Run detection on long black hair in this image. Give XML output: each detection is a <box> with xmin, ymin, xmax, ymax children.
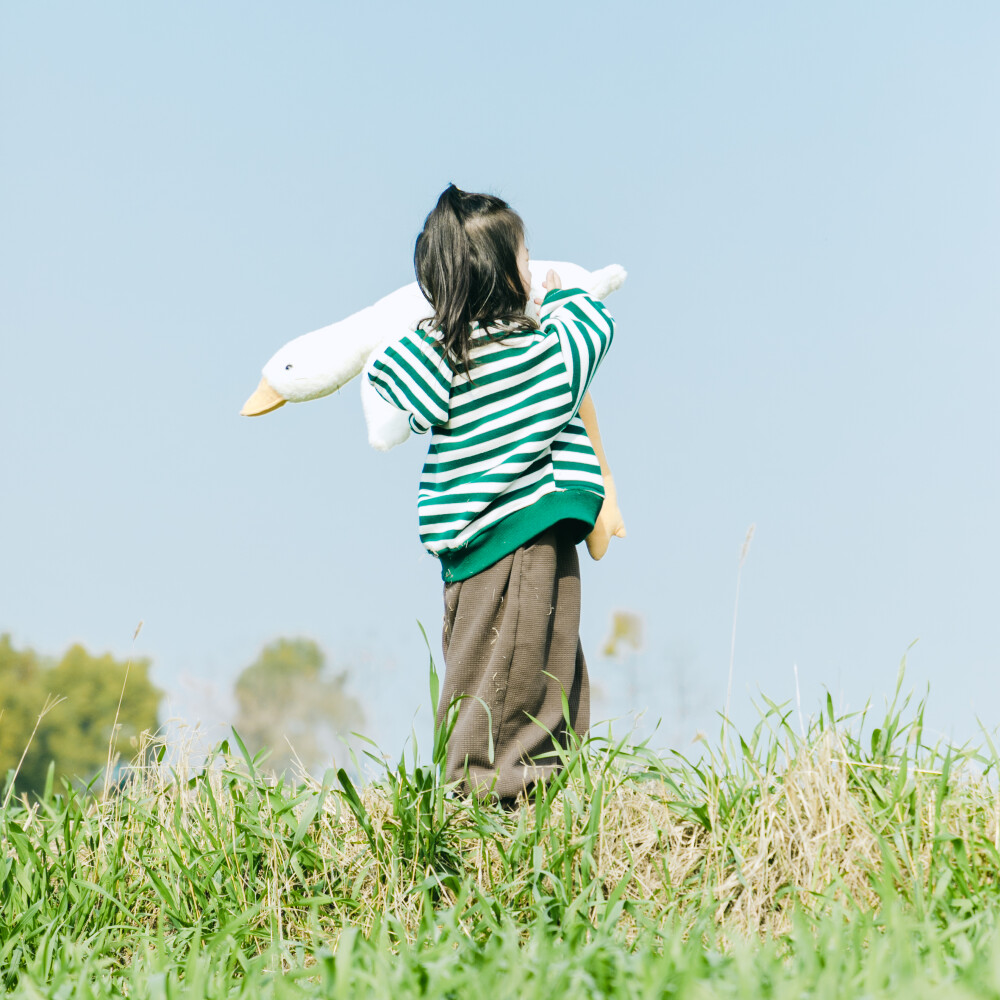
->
<box><xmin>414</xmin><ymin>184</ymin><xmax>537</xmax><ymax>377</ymax></box>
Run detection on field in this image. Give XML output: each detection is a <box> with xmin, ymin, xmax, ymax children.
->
<box><xmin>4</xmin><ymin>665</ymin><xmax>1000</xmax><ymax>999</ymax></box>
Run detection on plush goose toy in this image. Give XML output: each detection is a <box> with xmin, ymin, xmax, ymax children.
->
<box><xmin>242</xmin><ymin>261</ymin><xmax>624</xmax><ymax>444</ymax></box>
<box><xmin>241</xmin><ymin>260</ymin><xmax>627</xmax><ymax>556</ymax></box>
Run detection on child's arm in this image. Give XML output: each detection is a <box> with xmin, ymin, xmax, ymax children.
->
<box><xmin>365</xmin><ymin>328</ymin><xmax>451</xmax><ymax>434</ymax></box>
<box><xmin>578</xmin><ymin>393</ymin><xmax>626</xmax><ymax>560</ymax></box>
<box><xmin>535</xmin><ymin>269</ymin><xmax>624</xmax><ymax>560</ymax></box>
<box><xmin>536</xmin><ymin>271</ymin><xmax>614</xmax><ymax>417</ymax></box>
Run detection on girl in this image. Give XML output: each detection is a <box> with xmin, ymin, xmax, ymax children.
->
<box><xmin>366</xmin><ymin>184</ymin><xmax>623</xmax><ymax>803</ymax></box>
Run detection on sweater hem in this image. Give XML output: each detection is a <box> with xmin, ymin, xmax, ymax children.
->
<box><xmin>437</xmin><ymin>489</ymin><xmax>604</xmax><ymax>583</ymax></box>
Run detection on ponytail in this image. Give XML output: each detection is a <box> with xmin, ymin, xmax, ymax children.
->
<box><xmin>415</xmin><ymin>184</ymin><xmax>535</xmax><ymax>378</ymax></box>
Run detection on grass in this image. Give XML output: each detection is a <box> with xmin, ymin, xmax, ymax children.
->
<box><xmin>3</xmin><ymin>661</ymin><xmax>1000</xmax><ymax>998</ymax></box>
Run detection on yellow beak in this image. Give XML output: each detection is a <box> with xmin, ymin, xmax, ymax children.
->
<box><xmin>241</xmin><ymin>377</ymin><xmax>287</xmax><ymax>416</ymax></box>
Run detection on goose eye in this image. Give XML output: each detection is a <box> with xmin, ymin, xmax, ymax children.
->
<box><xmin>285</xmin><ymin>364</ymin><xmax>293</xmax><ymax>370</ymax></box>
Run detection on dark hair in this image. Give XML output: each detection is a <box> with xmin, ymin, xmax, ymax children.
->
<box><xmin>414</xmin><ymin>184</ymin><xmax>537</xmax><ymax>377</ymax></box>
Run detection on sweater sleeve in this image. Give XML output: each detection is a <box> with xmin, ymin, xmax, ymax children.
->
<box><xmin>365</xmin><ymin>327</ymin><xmax>452</xmax><ymax>434</ymax></box>
<box><xmin>537</xmin><ymin>287</ymin><xmax>615</xmax><ymax>415</ymax></box>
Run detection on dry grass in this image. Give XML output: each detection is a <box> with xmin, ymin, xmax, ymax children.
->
<box><xmin>38</xmin><ymin>689</ymin><xmax>984</xmax><ymax>947</ymax></box>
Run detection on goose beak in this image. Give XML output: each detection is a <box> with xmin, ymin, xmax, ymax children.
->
<box><xmin>241</xmin><ymin>377</ymin><xmax>287</xmax><ymax>416</ymax></box>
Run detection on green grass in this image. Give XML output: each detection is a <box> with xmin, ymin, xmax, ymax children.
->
<box><xmin>3</xmin><ymin>664</ymin><xmax>1000</xmax><ymax>998</ymax></box>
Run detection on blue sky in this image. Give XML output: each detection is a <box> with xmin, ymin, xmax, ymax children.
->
<box><xmin>2</xmin><ymin>2</ymin><xmax>997</xmax><ymax>762</ymax></box>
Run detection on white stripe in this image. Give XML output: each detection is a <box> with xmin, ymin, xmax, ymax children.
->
<box><xmin>448</xmin><ymin>367</ymin><xmax>569</xmax><ymax>429</ymax></box>
<box><xmin>378</xmin><ymin>352</ymin><xmax>449</xmax><ymax>424</ymax></box>
<box><xmin>457</xmin><ymin>337</ymin><xmax>558</xmax><ymax>385</ymax></box>
<box><xmin>446</xmin><ymin>382</ymin><xmax>574</xmax><ymax>437</ymax></box>
<box><xmin>420</xmin><ymin>448</ymin><xmax>553</xmax><ymax>492</ymax></box>
<box><xmin>555</xmin><ymin>469</ymin><xmax>604</xmax><ymax>487</ymax></box>
<box><xmin>418</xmin><ymin>465</ymin><xmax>551</xmax><ymax>514</ymax></box>
<box><xmin>420</xmin><ymin>413</ymin><xmax>572</xmax><ymax>481</ymax></box>
<box><xmin>449</xmin><ymin>483</ymin><xmax>553</xmax><ymax>544</ymax></box>
<box><xmin>570</xmin><ymin>295</ymin><xmax>613</xmax><ymax>337</ymax></box>
<box><xmin>424</xmin><ymin>482</ymin><xmax>555</xmax><ymax>550</ymax></box>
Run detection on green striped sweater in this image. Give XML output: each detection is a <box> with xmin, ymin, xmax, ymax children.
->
<box><xmin>366</xmin><ymin>287</ymin><xmax>615</xmax><ymax>582</ymax></box>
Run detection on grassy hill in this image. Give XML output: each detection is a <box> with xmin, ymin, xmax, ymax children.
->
<box><xmin>3</xmin><ymin>676</ymin><xmax>1000</xmax><ymax>998</ymax></box>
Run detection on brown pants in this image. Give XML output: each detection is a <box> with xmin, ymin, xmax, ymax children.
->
<box><xmin>438</xmin><ymin>523</ymin><xmax>590</xmax><ymax>802</ymax></box>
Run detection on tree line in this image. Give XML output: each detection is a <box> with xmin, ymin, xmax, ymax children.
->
<box><xmin>0</xmin><ymin>633</ymin><xmax>364</xmax><ymax>798</ymax></box>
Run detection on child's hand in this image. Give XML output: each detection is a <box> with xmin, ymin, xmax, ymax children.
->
<box><xmin>586</xmin><ymin>474</ymin><xmax>627</xmax><ymax>561</ymax></box>
<box><xmin>533</xmin><ymin>269</ymin><xmax>562</xmax><ymax>306</ymax></box>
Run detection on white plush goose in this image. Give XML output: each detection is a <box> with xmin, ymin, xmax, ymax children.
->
<box><xmin>241</xmin><ymin>260</ymin><xmax>627</xmax><ymax>453</ymax></box>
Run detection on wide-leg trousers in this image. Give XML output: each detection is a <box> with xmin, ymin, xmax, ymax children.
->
<box><xmin>437</xmin><ymin>522</ymin><xmax>590</xmax><ymax>802</ymax></box>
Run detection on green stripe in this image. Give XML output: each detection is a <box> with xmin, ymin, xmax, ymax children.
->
<box><xmin>566</xmin><ymin>305</ymin><xmax>599</xmax><ymax>380</ymax></box>
<box><xmin>417</xmin><ymin>490</ymin><xmax>512</xmax><ymax>506</ymax></box>
<box><xmin>420</xmin><ymin>481</ymin><xmax>546</xmax><ymax>527</ymax></box>
<box><xmin>369</xmin><ymin>372</ymin><xmax>407</xmax><ymax>413</ymax></box>
<box><xmin>420</xmin><ymin>471</ymin><xmax>520</xmax><ymax>491</ymax></box>
<box><xmin>373</xmin><ymin>361</ymin><xmax>434</xmax><ymax>426</ymax></box>
<box><xmin>435</xmin><ymin>386</ymin><xmax>570</xmax><ymax>442</ymax></box>
<box><xmin>401</xmin><ymin>336</ymin><xmax>452</xmax><ymax>395</ymax></box>
<box><xmin>419</xmin><ymin>457</ymin><xmax>549</xmax><ymax>505</ymax></box>
<box><xmin>568</xmin><ymin>297</ymin><xmax>611</xmax><ymax>338</ymax></box>
<box><xmin>420</xmin><ymin>452</ymin><xmax>550</xmax><ymax>491</ymax></box>
<box><xmin>553</xmin><ymin>441</ymin><xmax>596</xmax><ymax>455</ymax></box>
<box><xmin>553</xmin><ymin>478</ymin><xmax>606</xmax><ymax>494</ymax></box>
<box><xmin>558</xmin><ymin>319</ymin><xmax>583</xmax><ymax>402</ymax></box>
<box><xmin>380</xmin><ymin>348</ymin><xmax>442</xmax><ymax>426</ymax></box>
<box><xmin>450</xmin><ymin>355</ymin><xmax>563</xmax><ymax>417</ymax></box>
<box><xmin>426</xmin><ymin>417</ymin><xmax>572</xmax><ymax>467</ymax></box>
<box><xmin>553</xmin><ymin>461</ymin><xmax>602</xmax><ymax>474</ymax></box>
<box><xmin>420</xmin><ymin>478</ymin><xmax>551</xmax><ymax>532</ymax></box>
<box><xmin>539</xmin><ymin>287</ymin><xmax>584</xmax><ymax>314</ymax></box>
<box><xmin>451</xmin><ymin>342</ymin><xmax>562</xmax><ymax>401</ymax></box>
<box><xmin>428</xmin><ymin>405</ymin><xmax>570</xmax><ymax>455</ymax></box>
<box><xmin>420</xmin><ymin>472</ymin><xmax>531</xmax><ymax>493</ymax></box>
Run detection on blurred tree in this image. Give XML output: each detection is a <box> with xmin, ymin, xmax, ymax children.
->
<box><xmin>0</xmin><ymin>634</ymin><xmax>161</xmax><ymax>798</ymax></box>
<box><xmin>0</xmin><ymin>635</ymin><xmax>45</xmax><ymax>785</ymax></box>
<box><xmin>233</xmin><ymin>638</ymin><xmax>364</xmax><ymax>778</ymax></box>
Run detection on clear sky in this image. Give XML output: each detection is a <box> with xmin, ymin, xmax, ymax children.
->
<box><xmin>2</xmin><ymin>2</ymin><xmax>998</xmax><ymax>764</ymax></box>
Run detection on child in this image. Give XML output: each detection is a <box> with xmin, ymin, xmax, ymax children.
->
<box><xmin>366</xmin><ymin>184</ymin><xmax>621</xmax><ymax>803</ymax></box>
